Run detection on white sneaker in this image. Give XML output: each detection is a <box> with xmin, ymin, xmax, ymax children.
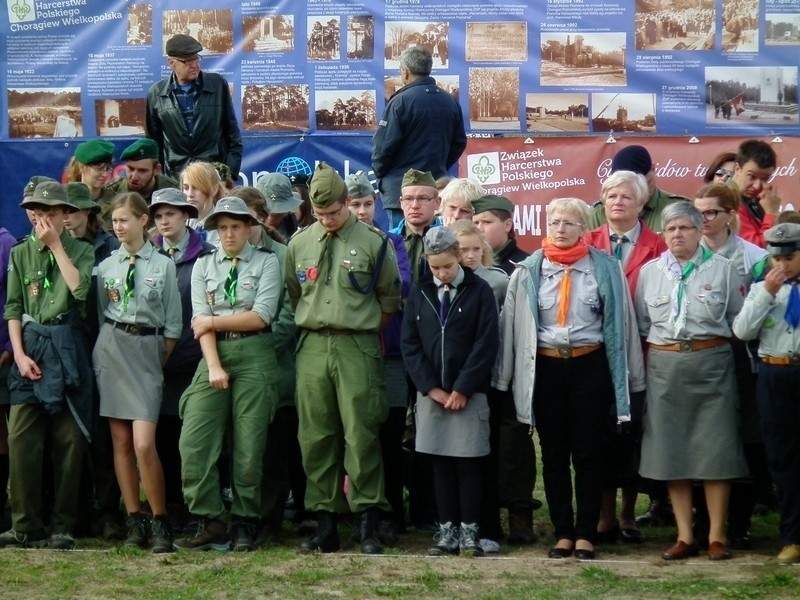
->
<box><xmin>479</xmin><ymin>538</ymin><xmax>501</xmax><ymax>554</ymax></box>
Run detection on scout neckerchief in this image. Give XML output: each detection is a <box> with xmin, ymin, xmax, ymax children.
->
<box><xmin>439</xmin><ymin>283</ymin><xmax>451</xmax><ymax>325</ymax></box>
<box><xmin>42</xmin><ymin>251</ymin><xmax>55</xmax><ymax>290</ymax></box>
<box><xmin>542</xmin><ymin>237</ymin><xmax>590</xmax><ymax>327</ymax></box>
<box><xmin>122</xmin><ymin>254</ymin><xmax>137</xmax><ymax>311</ymax></box>
<box><xmin>610</xmin><ymin>233</ymin><xmax>630</xmax><ymax>261</ymax></box>
<box><xmin>223</xmin><ymin>256</ymin><xmax>239</xmax><ymax>306</ymax></box>
<box><xmin>785</xmin><ymin>277</ymin><xmax>800</xmax><ymax>328</ymax></box>
<box><xmin>665</xmin><ymin>245</ymin><xmax>713</xmax><ymax>335</ymax></box>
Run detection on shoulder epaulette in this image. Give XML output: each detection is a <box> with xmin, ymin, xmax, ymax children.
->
<box><xmin>12</xmin><ymin>235</ymin><xmax>30</xmax><ymax>247</ymax></box>
<box><xmin>366</xmin><ymin>223</ymin><xmax>388</xmax><ymax>239</ymax></box>
<box><xmin>255</xmin><ymin>246</ymin><xmax>274</xmax><ymax>254</ymax></box>
<box><xmin>591</xmin><ymin>200</ymin><xmax>603</xmax><ymax>208</ymax></box>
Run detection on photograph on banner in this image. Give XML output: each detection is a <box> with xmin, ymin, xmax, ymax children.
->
<box><xmin>525</xmin><ymin>93</ymin><xmax>589</xmax><ymax>133</ymax></box>
<box><xmin>468</xmin><ymin>67</ymin><xmax>519</xmax><ymax>130</ymax></box>
<box><xmin>465</xmin><ymin>22</ymin><xmax>528</xmax><ymax>62</ymax></box>
<box><xmin>241</xmin><ymin>15</ymin><xmax>294</xmax><ymax>53</ymax></box>
<box><xmin>307</xmin><ymin>16</ymin><xmax>340</xmax><ymax>61</ymax></box>
<box><xmin>94</xmin><ymin>99</ymin><xmax>146</xmax><ymax>136</ymax></box>
<box><xmin>765</xmin><ymin>14</ymin><xmax>800</xmax><ymax>45</ymax></box>
<box><xmin>384</xmin><ymin>21</ymin><xmax>449</xmax><ymax>69</ymax></box>
<box><xmin>8</xmin><ymin>88</ymin><xmax>82</xmax><ymax>139</ymax></box>
<box><xmin>347</xmin><ymin>15</ymin><xmax>375</xmax><ymax>60</ymax></box>
<box><xmin>163</xmin><ymin>9</ymin><xmax>234</xmax><ymax>55</ymax></box>
<box><xmin>127</xmin><ymin>3</ymin><xmax>153</xmax><ymax>46</ymax></box>
<box><xmin>241</xmin><ymin>84</ymin><xmax>309</xmax><ymax>132</ymax></box>
<box><xmin>384</xmin><ymin>75</ymin><xmax>459</xmax><ymax>106</ymax></box>
<box><xmin>591</xmin><ymin>93</ymin><xmax>656</xmax><ymax>133</ymax></box>
<box><xmin>540</xmin><ymin>32</ymin><xmax>627</xmax><ymax>87</ymax></box>
<box><xmin>314</xmin><ymin>90</ymin><xmax>377</xmax><ymax>130</ymax></box>
<box><xmin>634</xmin><ymin>0</ymin><xmax>715</xmax><ymax>52</ymax></box>
<box><xmin>721</xmin><ymin>0</ymin><xmax>759</xmax><ymax>53</ymax></box>
<box><xmin>704</xmin><ymin>66</ymin><xmax>798</xmax><ymax>125</ymax></box>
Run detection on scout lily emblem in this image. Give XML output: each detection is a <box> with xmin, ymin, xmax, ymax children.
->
<box><xmin>12</xmin><ymin>0</ymin><xmax>31</xmax><ymax>20</ymax></box>
<box><xmin>471</xmin><ymin>155</ymin><xmax>496</xmax><ymax>183</ymax></box>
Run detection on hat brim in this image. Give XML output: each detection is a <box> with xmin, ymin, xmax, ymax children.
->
<box><xmin>766</xmin><ymin>244</ymin><xmax>800</xmax><ymax>256</ymax></box>
<box><xmin>203</xmin><ymin>211</ymin><xmax>260</xmax><ymax>230</ymax></box>
<box><xmin>266</xmin><ymin>193</ymin><xmax>303</xmax><ymax>214</ymax></box>
<box><xmin>149</xmin><ymin>200</ymin><xmax>199</xmax><ymax>219</ymax></box>
<box><xmin>20</xmin><ymin>199</ymin><xmax>80</xmax><ymax>212</ymax></box>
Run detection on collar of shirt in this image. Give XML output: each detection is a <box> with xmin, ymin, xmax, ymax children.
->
<box><xmin>118</xmin><ymin>241</ymin><xmax>156</xmax><ymax>264</ymax></box>
<box><xmin>214</xmin><ymin>241</ymin><xmax>255</xmax><ymax>264</ymax></box>
<box><xmin>542</xmin><ymin>254</ymin><xmax>592</xmax><ymax>277</ymax></box>
<box><xmin>433</xmin><ymin>265</ymin><xmax>465</xmax><ymax>290</ymax></box>
<box><xmin>609</xmin><ymin>220</ymin><xmax>641</xmax><ymax>245</ymax></box>
<box><xmin>314</xmin><ymin>213</ymin><xmax>358</xmax><ymax>243</ymax></box>
<box><xmin>162</xmin><ymin>229</ymin><xmax>190</xmax><ymax>255</ymax></box>
<box><xmin>169</xmin><ymin>71</ymin><xmax>204</xmax><ymax>93</ymax></box>
<box><xmin>666</xmin><ymin>244</ymin><xmax>704</xmax><ymax>277</ymax></box>
<box><xmin>33</xmin><ymin>229</ymin><xmax>72</xmax><ymax>253</ymax></box>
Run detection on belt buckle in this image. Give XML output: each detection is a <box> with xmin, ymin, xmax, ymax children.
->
<box><xmin>228</xmin><ymin>332</ymin><xmax>241</xmax><ymax>340</ymax></box>
<box><xmin>790</xmin><ymin>354</ymin><xmax>800</xmax><ymax>366</ymax></box>
<box><xmin>680</xmin><ymin>341</ymin><xmax>692</xmax><ymax>352</ymax></box>
<box><xmin>128</xmin><ymin>325</ymin><xmax>141</xmax><ymax>335</ymax></box>
<box><xmin>558</xmin><ymin>348</ymin><xmax>572</xmax><ymax>359</ymax></box>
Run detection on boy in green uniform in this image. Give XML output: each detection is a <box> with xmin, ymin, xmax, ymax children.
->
<box><xmin>286</xmin><ymin>162</ymin><xmax>401</xmax><ymax>554</ymax></box>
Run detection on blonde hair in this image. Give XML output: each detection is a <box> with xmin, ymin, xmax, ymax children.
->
<box><xmin>110</xmin><ymin>192</ymin><xmax>150</xmax><ymax>240</ymax></box>
<box><xmin>450</xmin><ymin>220</ymin><xmax>493</xmax><ymax>267</ymax></box>
<box><xmin>439</xmin><ymin>178</ymin><xmax>485</xmax><ymax>212</ymax></box>
<box><xmin>545</xmin><ymin>198</ymin><xmax>590</xmax><ymax>235</ymax></box>
<box><xmin>180</xmin><ymin>161</ymin><xmax>224</xmax><ymax>205</ymax></box>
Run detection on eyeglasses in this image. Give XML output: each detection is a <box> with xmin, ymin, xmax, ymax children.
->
<box><xmin>400</xmin><ymin>196</ymin><xmax>435</xmax><ymax>205</ymax></box>
<box><xmin>547</xmin><ymin>219</ymin><xmax>582</xmax><ymax>229</ymax></box>
<box><xmin>663</xmin><ymin>225</ymin><xmax>698</xmax><ymax>234</ymax></box>
<box><xmin>89</xmin><ymin>163</ymin><xmax>112</xmax><ymax>174</ymax></box>
<box><xmin>700</xmin><ymin>209</ymin><xmax>725</xmax><ymax>221</ymax></box>
<box><xmin>312</xmin><ymin>204</ymin><xmax>346</xmax><ymax>221</ymax></box>
<box><xmin>173</xmin><ymin>56</ymin><xmax>202</xmax><ymax>65</ymax></box>
<box><xmin>714</xmin><ymin>168</ymin><xmax>734</xmax><ymax>180</ymax></box>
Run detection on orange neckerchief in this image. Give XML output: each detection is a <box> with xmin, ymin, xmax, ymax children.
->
<box><xmin>542</xmin><ymin>238</ymin><xmax>590</xmax><ymax>327</ymax></box>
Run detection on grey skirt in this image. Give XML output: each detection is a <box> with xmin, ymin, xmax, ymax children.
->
<box><xmin>94</xmin><ymin>323</ymin><xmax>165</xmax><ymax>423</ymax></box>
<box><xmin>415</xmin><ymin>391</ymin><xmax>490</xmax><ymax>458</ymax></box>
<box><xmin>639</xmin><ymin>344</ymin><xmax>748</xmax><ymax>480</ymax></box>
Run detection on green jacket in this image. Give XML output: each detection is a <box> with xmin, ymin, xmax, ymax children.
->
<box><xmin>589</xmin><ymin>187</ymin><xmax>689</xmax><ymax>233</ymax></box>
<box><xmin>99</xmin><ymin>173</ymin><xmax>179</xmax><ymax>230</ymax></box>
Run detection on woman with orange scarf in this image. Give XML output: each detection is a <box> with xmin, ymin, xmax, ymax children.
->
<box><xmin>493</xmin><ymin>198</ymin><xmax>644</xmax><ymax>560</ymax></box>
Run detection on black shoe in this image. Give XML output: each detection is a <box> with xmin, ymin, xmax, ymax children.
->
<box><xmin>300</xmin><ymin>512</ymin><xmax>340</xmax><ymax>553</ymax></box>
<box><xmin>124</xmin><ymin>512</ymin><xmax>148</xmax><ymax>548</ymax></box>
<box><xmin>575</xmin><ymin>548</ymin><xmax>596</xmax><ymax>560</ymax></box>
<box><xmin>548</xmin><ymin>546</ymin><xmax>573</xmax><ymax>559</ymax></box>
<box><xmin>507</xmin><ymin>508</ymin><xmax>536</xmax><ymax>545</ymax></box>
<box><xmin>378</xmin><ymin>519</ymin><xmax>399</xmax><ymax>547</ymax></box>
<box><xmin>150</xmin><ymin>516</ymin><xmax>174</xmax><ymax>554</ymax></box>
<box><xmin>620</xmin><ymin>528</ymin><xmax>645</xmax><ymax>544</ymax></box>
<box><xmin>254</xmin><ymin>520</ymin><xmax>282</xmax><ymax>548</ymax></box>
<box><xmin>729</xmin><ymin>532</ymin><xmax>752</xmax><ymax>550</ymax></box>
<box><xmin>231</xmin><ymin>520</ymin><xmax>257</xmax><ymax>552</ymax></box>
<box><xmin>359</xmin><ymin>509</ymin><xmax>384</xmax><ymax>555</ymax></box>
<box><xmin>596</xmin><ymin>524</ymin><xmax>620</xmax><ymax>545</ymax></box>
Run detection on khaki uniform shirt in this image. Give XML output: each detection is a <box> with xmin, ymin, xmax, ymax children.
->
<box><xmin>732</xmin><ymin>282</ymin><xmax>800</xmax><ymax>357</ymax></box>
<box><xmin>5</xmin><ymin>230</ymin><xmax>93</xmax><ymax>324</ymax></box>
<box><xmin>286</xmin><ymin>213</ymin><xmax>402</xmax><ymax>331</ymax></box>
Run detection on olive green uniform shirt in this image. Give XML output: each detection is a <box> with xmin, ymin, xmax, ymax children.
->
<box><xmin>286</xmin><ymin>213</ymin><xmax>402</xmax><ymax>331</ymax></box>
<box><xmin>589</xmin><ymin>187</ymin><xmax>689</xmax><ymax>233</ymax></box>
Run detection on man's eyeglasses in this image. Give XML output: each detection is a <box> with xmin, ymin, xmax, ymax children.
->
<box><xmin>400</xmin><ymin>196</ymin><xmax>435</xmax><ymax>205</ymax></box>
<box><xmin>173</xmin><ymin>56</ymin><xmax>202</xmax><ymax>65</ymax></box>
<box><xmin>714</xmin><ymin>168</ymin><xmax>734</xmax><ymax>180</ymax></box>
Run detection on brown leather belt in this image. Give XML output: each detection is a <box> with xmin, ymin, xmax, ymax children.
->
<box><xmin>649</xmin><ymin>337</ymin><xmax>728</xmax><ymax>353</ymax></box>
<box><xmin>537</xmin><ymin>344</ymin><xmax>602</xmax><ymax>359</ymax></box>
<box><xmin>761</xmin><ymin>355</ymin><xmax>800</xmax><ymax>366</ymax></box>
<box><xmin>312</xmin><ymin>327</ymin><xmax>361</xmax><ymax>336</ymax></box>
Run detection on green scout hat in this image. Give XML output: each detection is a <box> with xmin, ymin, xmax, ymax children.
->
<box><xmin>166</xmin><ymin>34</ymin><xmax>203</xmax><ymax>58</ymax></box>
<box><xmin>20</xmin><ymin>181</ymin><xmax>78</xmax><ymax>211</ymax></box>
<box><xmin>401</xmin><ymin>169</ymin><xmax>436</xmax><ymax>189</ymax></box>
<box><xmin>203</xmin><ymin>197</ymin><xmax>259</xmax><ymax>230</ymax></box>
<box><xmin>765</xmin><ymin>223</ymin><xmax>800</xmax><ymax>256</ymax></box>
<box><xmin>256</xmin><ymin>172</ymin><xmax>302</xmax><ymax>213</ymax></box>
<box><xmin>149</xmin><ymin>188</ymin><xmax>198</xmax><ymax>218</ymax></box>
<box><xmin>309</xmin><ymin>162</ymin><xmax>347</xmax><ymax>208</ymax></box>
<box><xmin>65</xmin><ymin>182</ymin><xmax>99</xmax><ymax>212</ymax></box>
<box><xmin>23</xmin><ymin>175</ymin><xmax>57</xmax><ymax>199</ymax></box>
<box><xmin>423</xmin><ymin>226</ymin><xmax>458</xmax><ymax>255</ymax></box>
<box><xmin>74</xmin><ymin>139</ymin><xmax>115</xmax><ymax>165</ymax></box>
<box><xmin>344</xmin><ymin>172</ymin><xmax>374</xmax><ymax>199</ymax></box>
<box><xmin>471</xmin><ymin>194</ymin><xmax>515</xmax><ymax>216</ymax></box>
<box><xmin>121</xmin><ymin>138</ymin><xmax>159</xmax><ymax>161</ymax></box>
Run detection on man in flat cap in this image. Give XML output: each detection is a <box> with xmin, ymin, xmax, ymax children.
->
<box><xmin>372</xmin><ymin>45</ymin><xmax>466</xmax><ymax>229</ymax></box>
<box><xmin>0</xmin><ymin>182</ymin><xmax>95</xmax><ymax>550</ymax></box>
<box><xmin>146</xmin><ymin>34</ymin><xmax>242</xmax><ymax>180</ymax></box>
<box><xmin>285</xmin><ymin>162</ymin><xmax>401</xmax><ymax>555</ymax></box>
<box><xmin>588</xmin><ymin>145</ymin><xmax>688</xmax><ymax>234</ymax></box>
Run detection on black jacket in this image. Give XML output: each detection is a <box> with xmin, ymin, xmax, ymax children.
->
<box><xmin>401</xmin><ymin>267</ymin><xmax>498</xmax><ymax>398</ymax></box>
<box><xmin>495</xmin><ymin>239</ymin><xmax>529</xmax><ymax>276</ymax></box>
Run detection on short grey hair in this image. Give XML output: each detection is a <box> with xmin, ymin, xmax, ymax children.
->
<box><xmin>546</xmin><ymin>198</ymin><xmax>590</xmax><ymax>235</ymax></box>
<box><xmin>439</xmin><ymin>178</ymin><xmax>485</xmax><ymax>209</ymax></box>
<box><xmin>400</xmin><ymin>46</ymin><xmax>432</xmax><ymax>76</ymax></box>
<box><xmin>661</xmin><ymin>201</ymin><xmax>703</xmax><ymax>230</ymax></box>
<box><xmin>601</xmin><ymin>170</ymin><xmax>648</xmax><ymax>207</ymax></box>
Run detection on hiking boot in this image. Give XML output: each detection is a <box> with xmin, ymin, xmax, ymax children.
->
<box><xmin>636</xmin><ymin>498</ymin><xmax>675</xmax><ymax>527</ymax></box>
<box><xmin>124</xmin><ymin>513</ymin><xmax>149</xmax><ymax>548</ymax></box>
<box><xmin>359</xmin><ymin>508</ymin><xmax>384</xmax><ymax>555</ymax></box>
<box><xmin>231</xmin><ymin>520</ymin><xmax>257</xmax><ymax>552</ymax></box>
<box><xmin>254</xmin><ymin>520</ymin><xmax>282</xmax><ymax>548</ymax></box>
<box><xmin>459</xmin><ymin>522</ymin><xmax>484</xmax><ymax>558</ymax></box>
<box><xmin>0</xmin><ymin>528</ymin><xmax>48</xmax><ymax>548</ymax></box>
<box><xmin>300</xmin><ymin>511</ymin><xmax>340</xmax><ymax>553</ymax></box>
<box><xmin>174</xmin><ymin>518</ymin><xmax>231</xmax><ymax>551</ymax></box>
<box><xmin>150</xmin><ymin>516</ymin><xmax>174</xmax><ymax>554</ymax></box>
<box><xmin>378</xmin><ymin>518</ymin><xmax>399</xmax><ymax>547</ymax></box>
<box><xmin>50</xmin><ymin>533</ymin><xmax>76</xmax><ymax>551</ymax></box>
<box><xmin>507</xmin><ymin>508</ymin><xmax>536</xmax><ymax>545</ymax></box>
<box><xmin>427</xmin><ymin>522</ymin><xmax>460</xmax><ymax>556</ymax></box>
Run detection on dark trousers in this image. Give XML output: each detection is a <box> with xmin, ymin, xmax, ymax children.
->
<box><xmin>756</xmin><ymin>363</ymin><xmax>800</xmax><ymax>545</ymax></box>
<box><xmin>479</xmin><ymin>389</ymin><xmax>503</xmax><ymax>540</ymax></box>
<box><xmin>156</xmin><ymin>414</ymin><xmax>184</xmax><ymax>508</ymax></box>
<box><xmin>497</xmin><ymin>389</ymin><xmax>536</xmax><ymax>509</ymax></box>
<box><xmin>431</xmin><ymin>455</ymin><xmax>482</xmax><ymax>525</ymax></box>
<box><xmin>534</xmin><ymin>351</ymin><xmax>613</xmax><ymax>542</ymax></box>
<box><xmin>260</xmin><ymin>405</ymin><xmax>293</xmax><ymax>525</ymax></box>
<box><xmin>380</xmin><ymin>406</ymin><xmax>407</xmax><ymax>527</ymax></box>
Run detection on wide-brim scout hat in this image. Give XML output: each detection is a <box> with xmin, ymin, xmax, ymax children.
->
<box><xmin>23</xmin><ymin>175</ymin><xmax>57</xmax><ymax>199</ymax></box>
<box><xmin>203</xmin><ymin>197</ymin><xmax>260</xmax><ymax>230</ymax></box>
<box><xmin>20</xmin><ymin>181</ymin><xmax>79</xmax><ymax>212</ymax></box>
<box><xmin>74</xmin><ymin>139</ymin><xmax>115</xmax><ymax>165</ymax></box>
<box><xmin>765</xmin><ymin>223</ymin><xmax>800</xmax><ymax>256</ymax></box>
<box><xmin>65</xmin><ymin>182</ymin><xmax>100</xmax><ymax>212</ymax></box>
<box><xmin>256</xmin><ymin>172</ymin><xmax>302</xmax><ymax>214</ymax></box>
<box><xmin>149</xmin><ymin>188</ymin><xmax>199</xmax><ymax>218</ymax></box>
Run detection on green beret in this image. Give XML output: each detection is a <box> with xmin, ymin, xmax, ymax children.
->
<box><xmin>121</xmin><ymin>138</ymin><xmax>159</xmax><ymax>161</ymax></box>
<box><xmin>166</xmin><ymin>34</ymin><xmax>203</xmax><ymax>58</ymax></box>
<box><xmin>65</xmin><ymin>182</ymin><xmax>99</xmax><ymax>212</ymax></box>
<box><xmin>74</xmin><ymin>139</ymin><xmax>115</xmax><ymax>165</ymax></box>
<box><xmin>471</xmin><ymin>194</ymin><xmax>515</xmax><ymax>216</ymax></box>
<box><xmin>23</xmin><ymin>175</ymin><xmax>57</xmax><ymax>199</ymax></box>
<box><xmin>309</xmin><ymin>162</ymin><xmax>347</xmax><ymax>208</ymax></box>
<box><xmin>20</xmin><ymin>181</ymin><xmax>78</xmax><ymax>211</ymax></box>
<box><xmin>401</xmin><ymin>169</ymin><xmax>436</xmax><ymax>189</ymax></box>
<box><xmin>765</xmin><ymin>222</ymin><xmax>800</xmax><ymax>255</ymax></box>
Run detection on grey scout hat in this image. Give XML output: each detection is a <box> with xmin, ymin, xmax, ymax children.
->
<box><xmin>344</xmin><ymin>172</ymin><xmax>375</xmax><ymax>199</ymax></box>
<box><xmin>149</xmin><ymin>188</ymin><xmax>199</xmax><ymax>218</ymax></box>
<box><xmin>256</xmin><ymin>172</ymin><xmax>302</xmax><ymax>214</ymax></box>
<box><xmin>203</xmin><ymin>197</ymin><xmax>260</xmax><ymax>230</ymax></box>
<box><xmin>423</xmin><ymin>226</ymin><xmax>458</xmax><ymax>255</ymax></box>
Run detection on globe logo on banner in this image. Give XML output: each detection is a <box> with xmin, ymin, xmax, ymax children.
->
<box><xmin>468</xmin><ymin>152</ymin><xmax>501</xmax><ymax>185</ymax></box>
<box><xmin>275</xmin><ymin>157</ymin><xmax>313</xmax><ymax>183</ymax></box>
<box><xmin>9</xmin><ymin>0</ymin><xmax>34</xmax><ymax>22</ymax></box>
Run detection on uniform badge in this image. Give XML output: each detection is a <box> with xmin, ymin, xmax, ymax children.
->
<box><xmin>705</xmin><ymin>284</ymin><xmax>712</xmax><ymax>290</ymax></box>
<box><xmin>30</xmin><ymin>281</ymin><xmax>40</xmax><ymax>296</ymax></box>
<box><xmin>108</xmin><ymin>288</ymin><xmax>120</xmax><ymax>303</ymax></box>
<box><xmin>206</xmin><ymin>290</ymin><xmax>216</xmax><ymax>305</ymax></box>
<box><xmin>148</xmin><ymin>290</ymin><xmax>158</xmax><ymax>301</ymax></box>
<box><xmin>306</xmin><ymin>265</ymin><xmax>319</xmax><ymax>281</ymax></box>
<box><xmin>350</xmin><ymin>249</ymin><xmax>357</xmax><ymax>256</ymax></box>
<box><xmin>242</xmin><ymin>281</ymin><xmax>254</xmax><ymax>290</ymax></box>
<box><xmin>763</xmin><ymin>316</ymin><xmax>775</xmax><ymax>329</ymax></box>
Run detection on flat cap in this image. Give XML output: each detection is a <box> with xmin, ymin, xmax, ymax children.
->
<box><xmin>257</xmin><ymin>172</ymin><xmax>302</xmax><ymax>213</ymax></box>
<box><xmin>65</xmin><ymin>182</ymin><xmax>99</xmax><ymax>212</ymax></box>
<box><xmin>401</xmin><ymin>169</ymin><xmax>437</xmax><ymax>189</ymax></box>
<box><xmin>423</xmin><ymin>226</ymin><xmax>458</xmax><ymax>255</ymax></box>
<box><xmin>20</xmin><ymin>181</ymin><xmax>78</xmax><ymax>211</ymax></box>
<box><xmin>344</xmin><ymin>172</ymin><xmax>375</xmax><ymax>199</ymax></box>
<box><xmin>166</xmin><ymin>34</ymin><xmax>203</xmax><ymax>58</ymax></box>
<box><xmin>471</xmin><ymin>194</ymin><xmax>515</xmax><ymax>216</ymax></box>
<box><xmin>74</xmin><ymin>139</ymin><xmax>115</xmax><ymax>165</ymax></box>
<box><xmin>309</xmin><ymin>162</ymin><xmax>347</xmax><ymax>208</ymax></box>
<box><xmin>765</xmin><ymin>222</ymin><xmax>800</xmax><ymax>255</ymax></box>
<box><xmin>611</xmin><ymin>145</ymin><xmax>653</xmax><ymax>176</ymax></box>
<box><xmin>121</xmin><ymin>138</ymin><xmax>159</xmax><ymax>161</ymax></box>
<box><xmin>203</xmin><ymin>197</ymin><xmax>259</xmax><ymax>230</ymax></box>
<box><xmin>23</xmin><ymin>175</ymin><xmax>57</xmax><ymax>199</ymax></box>
<box><xmin>149</xmin><ymin>188</ymin><xmax>198</xmax><ymax>218</ymax></box>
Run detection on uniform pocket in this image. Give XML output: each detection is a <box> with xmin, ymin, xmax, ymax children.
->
<box><xmin>143</xmin><ymin>277</ymin><xmax>165</xmax><ymax>304</ymax></box>
<box><xmin>695</xmin><ymin>291</ymin><xmax>725</xmax><ymax>321</ymax></box>
<box><xmin>577</xmin><ymin>292</ymin><xmax>602</xmax><ymax>321</ymax></box>
<box><xmin>645</xmin><ymin>295</ymin><xmax>671</xmax><ymax>323</ymax></box>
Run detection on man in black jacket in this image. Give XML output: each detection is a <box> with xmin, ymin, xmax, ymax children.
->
<box><xmin>372</xmin><ymin>46</ymin><xmax>466</xmax><ymax>229</ymax></box>
<box><xmin>146</xmin><ymin>34</ymin><xmax>243</xmax><ymax>179</ymax></box>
